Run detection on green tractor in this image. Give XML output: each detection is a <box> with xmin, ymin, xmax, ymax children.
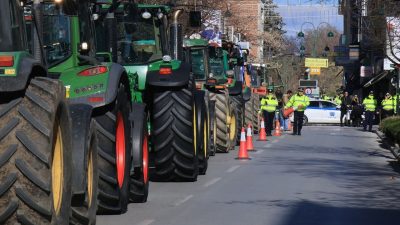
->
<box><xmin>0</xmin><ymin>0</ymin><xmax>72</xmax><ymax>224</ymax></box>
<box><xmin>93</xmin><ymin>2</ymin><xmax>206</xmax><ymax>179</ymax></box>
<box><xmin>184</xmin><ymin>38</ymin><xmax>241</xmax><ymax>153</ymax></box>
<box><xmin>26</xmin><ymin>0</ymin><xmax>149</xmax><ymax>219</ymax></box>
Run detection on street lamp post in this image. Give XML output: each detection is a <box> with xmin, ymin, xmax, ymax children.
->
<box><xmin>297</xmin><ymin>22</ymin><xmax>334</xmax><ymax>58</ymax></box>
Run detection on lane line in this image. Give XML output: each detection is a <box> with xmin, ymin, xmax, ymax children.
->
<box><xmin>203</xmin><ymin>177</ymin><xmax>222</xmax><ymax>187</ymax></box>
<box><xmin>255</xmin><ymin>149</ymin><xmax>264</xmax><ymax>154</ymax></box>
<box><xmin>226</xmin><ymin>165</ymin><xmax>241</xmax><ymax>173</ymax></box>
<box><xmin>173</xmin><ymin>195</ymin><xmax>194</xmax><ymax>206</ymax></box>
<box><xmin>136</xmin><ymin>219</ymin><xmax>155</xmax><ymax>225</ymax></box>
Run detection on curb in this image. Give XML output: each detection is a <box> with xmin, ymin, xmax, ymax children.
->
<box><xmin>375</xmin><ymin>130</ymin><xmax>400</xmax><ymax>160</ymax></box>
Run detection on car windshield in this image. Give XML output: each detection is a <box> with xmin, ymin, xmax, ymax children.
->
<box><xmin>321</xmin><ymin>101</ymin><xmax>337</xmax><ymax>108</ymax></box>
<box><xmin>309</xmin><ymin>101</ymin><xmax>319</xmax><ymax>108</ymax></box>
<box><xmin>208</xmin><ymin>46</ymin><xmax>225</xmax><ymax>78</ymax></box>
<box><xmin>190</xmin><ymin>48</ymin><xmax>206</xmax><ymax>80</ymax></box>
<box><xmin>0</xmin><ymin>0</ymin><xmax>27</xmax><ymax>52</ymax></box>
<box><xmin>42</xmin><ymin>4</ymin><xmax>71</xmax><ymax>65</ymax></box>
<box><xmin>116</xmin><ymin>15</ymin><xmax>161</xmax><ymax>64</ymax></box>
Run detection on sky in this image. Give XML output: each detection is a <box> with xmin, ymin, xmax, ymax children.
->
<box><xmin>274</xmin><ymin>0</ymin><xmax>343</xmax><ymax>37</ymax></box>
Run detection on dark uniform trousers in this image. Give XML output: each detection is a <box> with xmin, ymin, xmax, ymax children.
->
<box><xmin>364</xmin><ymin>111</ymin><xmax>374</xmax><ymax>132</ymax></box>
<box><xmin>293</xmin><ymin>111</ymin><xmax>304</xmax><ymax>135</ymax></box>
<box><xmin>263</xmin><ymin>111</ymin><xmax>275</xmax><ymax>135</ymax></box>
<box><xmin>382</xmin><ymin>110</ymin><xmax>394</xmax><ymax>119</ymax></box>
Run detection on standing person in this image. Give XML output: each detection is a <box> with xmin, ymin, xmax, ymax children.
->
<box><xmin>285</xmin><ymin>88</ymin><xmax>310</xmax><ymax>136</ymax></box>
<box><xmin>362</xmin><ymin>91</ymin><xmax>377</xmax><ymax>132</ymax></box>
<box><xmin>351</xmin><ymin>95</ymin><xmax>362</xmax><ymax>127</ymax></box>
<box><xmin>283</xmin><ymin>90</ymin><xmax>293</xmax><ymax>131</ymax></box>
<box><xmin>340</xmin><ymin>91</ymin><xmax>352</xmax><ymax>127</ymax></box>
<box><xmin>381</xmin><ymin>93</ymin><xmax>395</xmax><ymax>119</ymax></box>
<box><xmin>334</xmin><ymin>94</ymin><xmax>342</xmax><ymax>106</ymax></box>
<box><xmin>275</xmin><ymin>88</ymin><xmax>284</xmax><ymax>130</ymax></box>
<box><xmin>260</xmin><ymin>89</ymin><xmax>278</xmax><ymax>136</ymax></box>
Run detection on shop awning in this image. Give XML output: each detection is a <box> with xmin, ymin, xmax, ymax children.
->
<box><xmin>363</xmin><ymin>71</ymin><xmax>389</xmax><ymax>88</ymax></box>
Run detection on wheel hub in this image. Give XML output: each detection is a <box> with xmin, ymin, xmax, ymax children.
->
<box><xmin>52</xmin><ymin>126</ymin><xmax>64</xmax><ymax>215</ymax></box>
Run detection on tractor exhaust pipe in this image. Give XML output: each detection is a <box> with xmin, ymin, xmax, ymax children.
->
<box><xmin>170</xmin><ymin>9</ymin><xmax>183</xmax><ymax>60</ymax></box>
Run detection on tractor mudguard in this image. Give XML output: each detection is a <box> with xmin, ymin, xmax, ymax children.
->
<box><xmin>147</xmin><ymin>63</ymin><xmax>191</xmax><ymax>87</ymax></box>
<box><xmin>129</xmin><ymin>103</ymin><xmax>147</xmax><ymax>169</ymax></box>
<box><xmin>0</xmin><ymin>57</ymin><xmax>45</xmax><ymax>92</ymax></box>
<box><xmin>228</xmin><ymin>80</ymin><xmax>243</xmax><ymax>96</ymax></box>
<box><xmin>68</xmin><ymin>103</ymin><xmax>93</xmax><ymax>202</ymax></box>
<box><xmin>105</xmin><ymin>63</ymin><xmax>127</xmax><ymax>105</ymax></box>
<box><xmin>242</xmin><ymin>87</ymin><xmax>251</xmax><ymax>102</ymax></box>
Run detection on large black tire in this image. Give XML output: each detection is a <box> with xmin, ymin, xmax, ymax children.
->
<box><xmin>252</xmin><ymin>93</ymin><xmax>260</xmax><ymax>134</ymax></box>
<box><xmin>152</xmin><ymin>83</ymin><xmax>198</xmax><ymax>181</ymax></box>
<box><xmin>129</xmin><ymin>109</ymin><xmax>149</xmax><ymax>203</ymax></box>
<box><xmin>70</xmin><ymin>120</ymin><xmax>98</xmax><ymax>225</ymax></box>
<box><xmin>0</xmin><ymin>77</ymin><xmax>72</xmax><ymax>224</ymax></box>
<box><xmin>231</xmin><ymin>95</ymin><xmax>244</xmax><ymax>145</ymax></box>
<box><xmin>210</xmin><ymin>92</ymin><xmax>232</xmax><ymax>153</ymax></box>
<box><xmin>197</xmin><ymin>95</ymin><xmax>209</xmax><ymax>175</ymax></box>
<box><xmin>208</xmin><ymin>97</ymin><xmax>216</xmax><ymax>156</ymax></box>
<box><xmin>95</xmin><ymin>83</ymin><xmax>131</xmax><ymax>214</ymax></box>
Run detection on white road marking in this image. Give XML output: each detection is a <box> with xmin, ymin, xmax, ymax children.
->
<box><xmin>226</xmin><ymin>165</ymin><xmax>241</xmax><ymax>173</ymax></box>
<box><xmin>255</xmin><ymin>149</ymin><xmax>264</xmax><ymax>154</ymax></box>
<box><xmin>136</xmin><ymin>219</ymin><xmax>155</xmax><ymax>225</ymax></box>
<box><xmin>173</xmin><ymin>195</ymin><xmax>193</xmax><ymax>206</ymax></box>
<box><xmin>203</xmin><ymin>177</ymin><xmax>222</xmax><ymax>187</ymax></box>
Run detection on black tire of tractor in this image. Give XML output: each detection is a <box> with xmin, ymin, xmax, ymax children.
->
<box><xmin>152</xmin><ymin>81</ymin><xmax>198</xmax><ymax>182</ymax></box>
<box><xmin>197</xmin><ymin>96</ymin><xmax>209</xmax><ymax>175</ymax></box>
<box><xmin>252</xmin><ymin>93</ymin><xmax>260</xmax><ymax>134</ymax></box>
<box><xmin>70</xmin><ymin>120</ymin><xmax>99</xmax><ymax>225</ymax></box>
<box><xmin>129</xmin><ymin>110</ymin><xmax>149</xmax><ymax>203</ymax></box>
<box><xmin>231</xmin><ymin>96</ymin><xmax>244</xmax><ymax>146</ymax></box>
<box><xmin>95</xmin><ymin>84</ymin><xmax>131</xmax><ymax>215</ymax></box>
<box><xmin>207</xmin><ymin>95</ymin><xmax>216</xmax><ymax>156</ymax></box>
<box><xmin>0</xmin><ymin>77</ymin><xmax>72</xmax><ymax>225</ymax></box>
<box><xmin>210</xmin><ymin>92</ymin><xmax>232</xmax><ymax>153</ymax></box>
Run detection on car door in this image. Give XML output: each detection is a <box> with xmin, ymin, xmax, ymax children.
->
<box><xmin>305</xmin><ymin>100</ymin><xmax>321</xmax><ymax>123</ymax></box>
<box><xmin>320</xmin><ymin>101</ymin><xmax>340</xmax><ymax>123</ymax></box>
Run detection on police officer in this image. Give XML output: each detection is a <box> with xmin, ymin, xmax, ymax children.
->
<box><xmin>362</xmin><ymin>91</ymin><xmax>377</xmax><ymax>132</ymax></box>
<box><xmin>285</xmin><ymin>87</ymin><xmax>310</xmax><ymax>135</ymax></box>
<box><xmin>260</xmin><ymin>89</ymin><xmax>278</xmax><ymax>136</ymax></box>
<box><xmin>381</xmin><ymin>93</ymin><xmax>395</xmax><ymax>119</ymax></box>
<box><xmin>334</xmin><ymin>94</ymin><xmax>342</xmax><ymax>106</ymax></box>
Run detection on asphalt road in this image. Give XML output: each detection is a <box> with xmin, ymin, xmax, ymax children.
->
<box><xmin>97</xmin><ymin>126</ymin><xmax>400</xmax><ymax>225</ymax></box>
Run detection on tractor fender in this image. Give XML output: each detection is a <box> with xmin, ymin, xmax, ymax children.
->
<box><xmin>228</xmin><ymin>80</ymin><xmax>243</xmax><ymax>96</ymax></box>
<box><xmin>104</xmin><ymin>63</ymin><xmax>127</xmax><ymax>105</ymax></box>
<box><xmin>0</xmin><ymin>57</ymin><xmax>45</xmax><ymax>92</ymax></box>
<box><xmin>147</xmin><ymin>63</ymin><xmax>191</xmax><ymax>87</ymax></box>
<box><xmin>129</xmin><ymin>103</ymin><xmax>147</xmax><ymax>169</ymax></box>
<box><xmin>68</xmin><ymin>103</ymin><xmax>93</xmax><ymax>199</ymax></box>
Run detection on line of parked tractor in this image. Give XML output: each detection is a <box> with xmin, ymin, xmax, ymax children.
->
<box><xmin>0</xmin><ymin>0</ymin><xmax>268</xmax><ymax>224</ymax></box>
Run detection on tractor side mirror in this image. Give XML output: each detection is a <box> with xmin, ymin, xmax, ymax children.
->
<box><xmin>96</xmin><ymin>52</ymin><xmax>112</xmax><ymax>63</ymax></box>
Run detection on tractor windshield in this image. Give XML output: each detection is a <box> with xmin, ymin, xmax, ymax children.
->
<box><xmin>209</xmin><ymin>47</ymin><xmax>225</xmax><ymax>79</ymax></box>
<box><xmin>42</xmin><ymin>4</ymin><xmax>71</xmax><ymax>65</ymax></box>
<box><xmin>116</xmin><ymin>15</ymin><xmax>161</xmax><ymax>64</ymax></box>
<box><xmin>190</xmin><ymin>48</ymin><xmax>207</xmax><ymax>80</ymax></box>
<box><xmin>0</xmin><ymin>0</ymin><xmax>27</xmax><ymax>52</ymax></box>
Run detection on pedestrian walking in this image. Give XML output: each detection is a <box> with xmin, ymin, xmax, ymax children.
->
<box><xmin>362</xmin><ymin>91</ymin><xmax>377</xmax><ymax>132</ymax></box>
<box><xmin>340</xmin><ymin>91</ymin><xmax>352</xmax><ymax>127</ymax></box>
<box><xmin>260</xmin><ymin>89</ymin><xmax>278</xmax><ymax>136</ymax></box>
<box><xmin>381</xmin><ymin>93</ymin><xmax>395</xmax><ymax>119</ymax></box>
<box><xmin>285</xmin><ymin>88</ymin><xmax>310</xmax><ymax>136</ymax></box>
<box><xmin>282</xmin><ymin>90</ymin><xmax>293</xmax><ymax>131</ymax></box>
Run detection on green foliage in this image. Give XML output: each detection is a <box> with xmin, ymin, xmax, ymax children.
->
<box><xmin>380</xmin><ymin>117</ymin><xmax>400</xmax><ymax>144</ymax></box>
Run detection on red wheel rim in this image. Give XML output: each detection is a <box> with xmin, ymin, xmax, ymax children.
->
<box><xmin>116</xmin><ymin>112</ymin><xmax>126</xmax><ymax>189</ymax></box>
<box><xmin>143</xmin><ymin>134</ymin><xmax>149</xmax><ymax>184</ymax></box>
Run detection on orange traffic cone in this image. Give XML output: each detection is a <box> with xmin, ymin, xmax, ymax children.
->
<box><xmin>236</xmin><ymin>127</ymin><xmax>251</xmax><ymax>160</ymax></box>
<box><xmin>246</xmin><ymin>124</ymin><xmax>255</xmax><ymax>151</ymax></box>
<box><xmin>258</xmin><ymin>118</ymin><xmax>267</xmax><ymax>141</ymax></box>
<box><xmin>273</xmin><ymin>120</ymin><xmax>282</xmax><ymax>136</ymax></box>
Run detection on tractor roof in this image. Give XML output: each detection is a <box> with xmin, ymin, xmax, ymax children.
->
<box><xmin>183</xmin><ymin>39</ymin><xmax>209</xmax><ymax>48</ymax></box>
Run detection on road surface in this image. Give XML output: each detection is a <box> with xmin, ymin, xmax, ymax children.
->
<box><xmin>98</xmin><ymin>126</ymin><xmax>400</xmax><ymax>225</ymax></box>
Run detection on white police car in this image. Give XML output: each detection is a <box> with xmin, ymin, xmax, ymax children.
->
<box><xmin>290</xmin><ymin>100</ymin><xmax>344</xmax><ymax>125</ymax></box>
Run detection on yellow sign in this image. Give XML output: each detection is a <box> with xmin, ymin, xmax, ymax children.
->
<box><xmin>305</xmin><ymin>58</ymin><xmax>329</xmax><ymax>68</ymax></box>
<box><xmin>310</xmin><ymin>67</ymin><xmax>321</xmax><ymax>75</ymax></box>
